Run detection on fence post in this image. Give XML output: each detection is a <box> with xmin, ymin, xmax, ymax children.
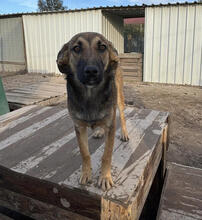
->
<box><xmin>0</xmin><ymin>76</ymin><xmax>10</xmax><ymax>115</ymax></box>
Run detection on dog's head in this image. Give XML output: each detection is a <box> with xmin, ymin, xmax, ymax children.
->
<box><xmin>57</xmin><ymin>32</ymin><xmax>119</xmax><ymax>86</ymax></box>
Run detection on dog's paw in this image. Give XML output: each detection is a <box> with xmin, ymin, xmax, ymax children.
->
<box><xmin>79</xmin><ymin>170</ymin><xmax>92</xmax><ymax>185</ymax></box>
<box><xmin>93</xmin><ymin>128</ymin><xmax>105</xmax><ymax>139</ymax></box>
<box><xmin>98</xmin><ymin>174</ymin><xmax>114</xmax><ymax>191</ymax></box>
<box><xmin>120</xmin><ymin>132</ymin><xmax>129</xmax><ymax>142</ymax></box>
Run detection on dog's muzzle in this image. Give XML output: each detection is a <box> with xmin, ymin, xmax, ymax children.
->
<box><xmin>84</xmin><ymin>65</ymin><xmax>101</xmax><ymax>86</ymax></box>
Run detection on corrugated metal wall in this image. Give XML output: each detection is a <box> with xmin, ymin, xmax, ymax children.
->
<box><xmin>102</xmin><ymin>13</ymin><xmax>124</xmax><ymax>53</ymax></box>
<box><xmin>23</xmin><ymin>10</ymin><xmax>102</xmax><ymax>74</ymax></box>
<box><xmin>0</xmin><ymin>17</ymin><xmax>26</xmax><ymax>73</ymax></box>
<box><xmin>144</xmin><ymin>4</ymin><xmax>202</xmax><ymax>86</ymax></box>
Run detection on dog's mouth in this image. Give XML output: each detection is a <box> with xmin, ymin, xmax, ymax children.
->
<box><xmin>85</xmin><ymin>77</ymin><xmax>100</xmax><ymax>86</ymax></box>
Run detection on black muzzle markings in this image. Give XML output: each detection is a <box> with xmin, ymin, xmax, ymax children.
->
<box><xmin>77</xmin><ymin>58</ymin><xmax>104</xmax><ymax>86</ymax></box>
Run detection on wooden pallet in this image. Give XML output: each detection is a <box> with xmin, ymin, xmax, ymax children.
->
<box><xmin>6</xmin><ymin>82</ymin><xmax>66</xmax><ymax>107</ymax></box>
<box><xmin>0</xmin><ymin>106</ymin><xmax>169</xmax><ymax>220</ymax></box>
<box><xmin>119</xmin><ymin>53</ymin><xmax>143</xmax><ymax>82</ymax></box>
<box><xmin>157</xmin><ymin>163</ymin><xmax>202</xmax><ymax>220</ymax></box>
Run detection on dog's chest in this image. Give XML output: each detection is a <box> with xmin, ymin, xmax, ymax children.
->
<box><xmin>70</xmin><ymin>93</ymin><xmax>112</xmax><ymax>122</ymax></box>
<box><xmin>68</xmin><ymin>86</ymin><xmax>115</xmax><ymax>123</ymax></box>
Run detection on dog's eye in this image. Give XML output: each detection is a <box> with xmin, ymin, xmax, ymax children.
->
<box><xmin>98</xmin><ymin>44</ymin><xmax>106</xmax><ymax>51</ymax></box>
<box><xmin>73</xmin><ymin>46</ymin><xmax>81</xmax><ymax>53</ymax></box>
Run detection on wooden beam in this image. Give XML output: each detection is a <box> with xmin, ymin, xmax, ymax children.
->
<box><xmin>0</xmin><ymin>187</ymin><xmax>92</xmax><ymax>220</ymax></box>
<box><xmin>0</xmin><ymin>165</ymin><xmax>100</xmax><ymax>219</ymax></box>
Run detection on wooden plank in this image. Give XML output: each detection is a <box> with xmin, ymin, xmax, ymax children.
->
<box><xmin>0</xmin><ymin>166</ymin><xmax>100</xmax><ymax>219</ymax></box>
<box><xmin>8</xmin><ymin>88</ymin><xmax>64</xmax><ymax>96</ymax></box>
<box><xmin>0</xmin><ymin>112</ymin><xmax>72</xmax><ymax>173</ymax></box>
<box><xmin>0</xmin><ymin>106</ymin><xmax>51</xmax><ymax>133</ymax></box>
<box><xmin>123</xmin><ymin>72</ymin><xmax>142</xmax><ymax>77</ymax></box>
<box><xmin>121</xmin><ymin>66</ymin><xmax>140</xmax><ymax>71</ymax></box>
<box><xmin>12</xmin><ymin>130</ymin><xmax>76</xmax><ymax>174</ymax></box>
<box><xmin>0</xmin><ymin>187</ymin><xmax>92</xmax><ymax>220</ymax></box>
<box><xmin>0</xmin><ymin>108</ymin><xmax>67</xmax><ymax>151</ymax></box>
<box><xmin>120</xmin><ymin>59</ymin><xmax>139</xmax><ymax>64</ymax></box>
<box><xmin>123</xmin><ymin>77</ymin><xmax>143</xmax><ymax>83</ymax></box>
<box><xmin>0</xmin><ymin>105</ymin><xmax>36</xmax><ymax>124</ymax></box>
<box><xmin>6</xmin><ymin>92</ymin><xmax>51</xmax><ymax>99</ymax></box>
<box><xmin>0</xmin><ymin>213</ymin><xmax>13</xmax><ymax>220</ymax></box>
<box><xmin>0</xmin><ymin>107</ymin><xmax>64</xmax><ymax>140</ymax></box>
<box><xmin>5</xmin><ymin>81</ymin><xmax>66</xmax><ymax>106</ymax></box>
<box><xmin>7</xmin><ymin>95</ymin><xmax>42</xmax><ymax>105</ymax></box>
<box><xmin>119</xmin><ymin>53</ymin><xmax>142</xmax><ymax>59</ymax></box>
<box><xmin>122</xmin><ymin>69</ymin><xmax>140</xmax><ymax>73</ymax></box>
<box><xmin>161</xmin><ymin>124</ymin><xmax>168</xmax><ymax>177</ymax></box>
<box><xmin>157</xmin><ymin>163</ymin><xmax>202</xmax><ymax>220</ymax></box>
<box><xmin>24</xmin><ymin>84</ymin><xmax>66</xmax><ymax>92</ymax></box>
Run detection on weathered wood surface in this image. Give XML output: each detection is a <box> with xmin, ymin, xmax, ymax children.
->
<box><xmin>5</xmin><ymin>82</ymin><xmax>66</xmax><ymax>106</ymax></box>
<box><xmin>0</xmin><ymin>187</ymin><xmax>92</xmax><ymax>220</ymax></box>
<box><xmin>0</xmin><ymin>106</ymin><xmax>169</xmax><ymax>219</ymax></box>
<box><xmin>0</xmin><ymin>212</ymin><xmax>13</xmax><ymax>220</ymax></box>
<box><xmin>157</xmin><ymin>163</ymin><xmax>202</xmax><ymax>220</ymax></box>
<box><xmin>119</xmin><ymin>53</ymin><xmax>143</xmax><ymax>82</ymax></box>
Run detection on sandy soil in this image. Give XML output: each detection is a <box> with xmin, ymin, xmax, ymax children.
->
<box><xmin>2</xmin><ymin>73</ymin><xmax>202</xmax><ymax>169</ymax></box>
<box><xmin>124</xmin><ymin>82</ymin><xmax>202</xmax><ymax>169</ymax></box>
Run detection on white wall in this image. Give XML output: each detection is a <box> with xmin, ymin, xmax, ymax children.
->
<box><xmin>144</xmin><ymin>4</ymin><xmax>202</xmax><ymax>86</ymax></box>
<box><xmin>0</xmin><ymin>17</ymin><xmax>26</xmax><ymax>73</ymax></box>
<box><xmin>23</xmin><ymin>10</ymin><xmax>102</xmax><ymax>74</ymax></box>
<box><xmin>102</xmin><ymin>13</ymin><xmax>124</xmax><ymax>53</ymax></box>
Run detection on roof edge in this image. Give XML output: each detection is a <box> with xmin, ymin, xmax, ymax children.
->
<box><xmin>0</xmin><ymin>2</ymin><xmax>201</xmax><ymax>18</ymax></box>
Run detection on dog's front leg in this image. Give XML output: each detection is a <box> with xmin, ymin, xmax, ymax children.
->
<box><xmin>75</xmin><ymin>125</ymin><xmax>92</xmax><ymax>184</ymax></box>
<box><xmin>98</xmin><ymin>111</ymin><xmax>116</xmax><ymax>191</ymax></box>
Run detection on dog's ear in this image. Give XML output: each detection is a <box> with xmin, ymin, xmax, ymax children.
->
<box><xmin>56</xmin><ymin>42</ymin><xmax>69</xmax><ymax>74</ymax></box>
<box><xmin>108</xmin><ymin>41</ymin><xmax>119</xmax><ymax>67</ymax></box>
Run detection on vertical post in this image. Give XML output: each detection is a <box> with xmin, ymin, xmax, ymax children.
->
<box><xmin>0</xmin><ymin>76</ymin><xmax>10</xmax><ymax>115</ymax></box>
<box><xmin>161</xmin><ymin>124</ymin><xmax>169</xmax><ymax>178</ymax></box>
<box><xmin>101</xmin><ymin>198</ymin><xmax>132</xmax><ymax>220</ymax></box>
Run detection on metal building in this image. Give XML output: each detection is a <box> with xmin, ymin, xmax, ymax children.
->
<box><xmin>144</xmin><ymin>3</ymin><xmax>202</xmax><ymax>86</ymax></box>
<box><xmin>0</xmin><ymin>3</ymin><xmax>201</xmax><ymax>86</ymax></box>
<box><xmin>0</xmin><ymin>17</ymin><xmax>26</xmax><ymax>73</ymax></box>
<box><xmin>23</xmin><ymin>10</ymin><xmax>126</xmax><ymax>74</ymax></box>
<box><xmin>0</xmin><ymin>6</ymin><xmax>144</xmax><ymax>75</ymax></box>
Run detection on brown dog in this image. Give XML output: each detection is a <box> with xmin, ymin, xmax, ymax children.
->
<box><xmin>57</xmin><ymin>32</ymin><xmax>129</xmax><ymax>191</ymax></box>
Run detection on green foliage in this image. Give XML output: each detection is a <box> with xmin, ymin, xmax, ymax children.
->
<box><xmin>38</xmin><ymin>0</ymin><xmax>67</xmax><ymax>12</ymax></box>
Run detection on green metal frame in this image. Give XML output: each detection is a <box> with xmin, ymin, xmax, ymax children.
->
<box><xmin>0</xmin><ymin>76</ymin><xmax>10</xmax><ymax>115</ymax></box>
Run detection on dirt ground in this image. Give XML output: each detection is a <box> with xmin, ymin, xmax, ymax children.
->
<box><xmin>124</xmin><ymin>82</ymin><xmax>202</xmax><ymax>169</ymax></box>
<box><xmin>2</xmin><ymin>73</ymin><xmax>202</xmax><ymax>169</ymax></box>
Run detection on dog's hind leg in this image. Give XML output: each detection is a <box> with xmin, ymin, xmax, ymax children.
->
<box><xmin>116</xmin><ymin>68</ymin><xmax>129</xmax><ymax>142</ymax></box>
<box><xmin>93</xmin><ymin>127</ymin><xmax>105</xmax><ymax>139</ymax></box>
<box><xmin>75</xmin><ymin>125</ymin><xmax>92</xmax><ymax>184</ymax></box>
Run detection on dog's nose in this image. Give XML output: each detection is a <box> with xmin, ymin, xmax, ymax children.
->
<box><xmin>84</xmin><ymin>65</ymin><xmax>99</xmax><ymax>77</ymax></box>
